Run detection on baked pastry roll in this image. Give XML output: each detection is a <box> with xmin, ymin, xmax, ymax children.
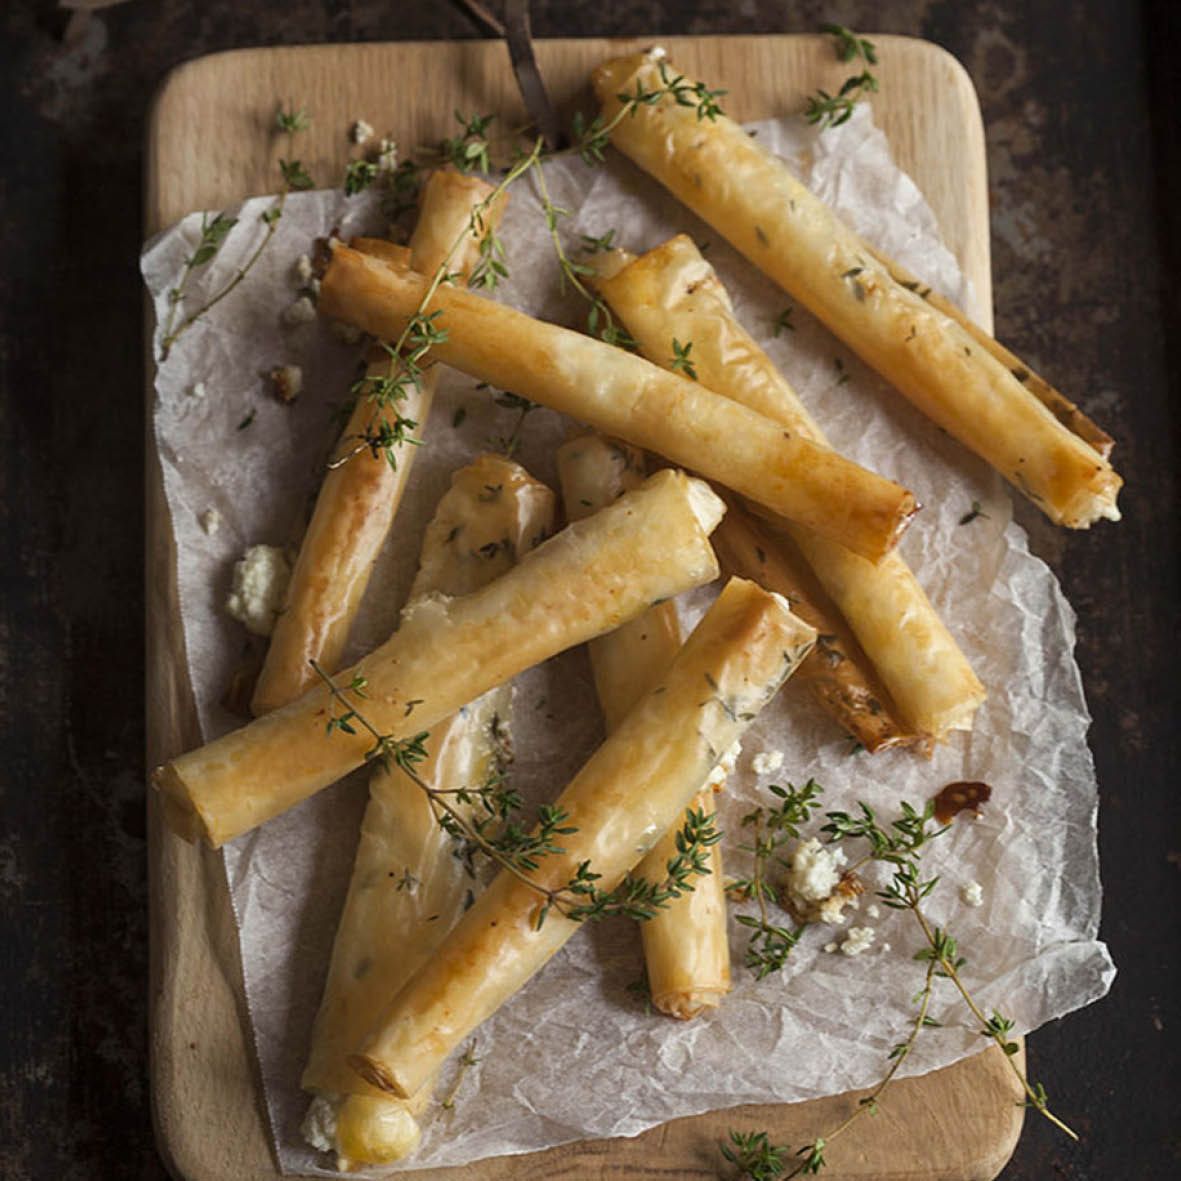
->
<box><xmin>319</xmin><ymin>241</ymin><xmax>919</xmax><ymax>563</ymax></box>
<box><xmin>590</xmin><ymin>50</ymin><xmax>1121</xmax><ymax>529</ymax></box>
<box><xmin>302</xmin><ymin>454</ymin><xmax>555</xmax><ymax>1168</ymax></box>
<box><xmin>252</xmin><ymin>170</ymin><xmax>506</xmax><ymax>714</ymax></box>
<box><xmin>152</xmin><ymin>469</ymin><xmax>724</xmax><ymax>846</ymax></box>
<box><xmin>590</xmin><ymin>234</ymin><xmax>982</xmax><ymax>740</ymax></box>
<box><xmin>349</xmin><ymin>577</ymin><xmax>816</xmax><ymax>1100</ymax></box>
<box><xmin>557</xmin><ymin>433</ymin><xmax>730</xmax><ymax>1019</ymax></box>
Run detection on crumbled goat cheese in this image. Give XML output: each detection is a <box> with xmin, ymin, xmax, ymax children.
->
<box><xmin>817</xmin><ymin>887</ymin><xmax>859</xmax><ymax>925</ymax></box>
<box><xmin>787</xmin><ymin>838</ymin><xmax>846</xmax><ymax>903</ymax></box>
<box><xmin>293</xmin><ymin>254</ymin><xmax>313</xmax><ymax>285</ymax></box>
<box><xmin>188</xmin><ymin>381</ymin><xmax>206</xmax><ymax>399</ymax></box>
<box><xmin>960</xmin><ymin>879</ymin><xmax>985</xmax><ymax>907</ymax></box>
<box><xmin>198</xmin><ymin>508</ymin><xmax>221</xmax><ymax>536</ymax></box>
<box><xmin>705</xmin><ymin>741</ymin><xmax>741</xmax><ymax>790</ymax></box>
<box><xmin>280</xmin><ymin>295</ymin><xmax>317</xmax><ymax>326</ymax></box>
<box><xmin>882</xmin><ymin>942</ymin><xmax>892</xmax><ymax>953</ymax></box>
<box><xmin>301</xmin><ymin>1093</ymin><xmax>339</xmax><ymax>1154</ymax></box>
<box><xmin>306</xmin><ymin>276</ymin><xmax>321</xmax><ymax>299</ymax></box>
<box><xmin>269</xmin><ymin>364</ymin><xmax>303</xmax><ymax>404</ymax></box>
<box><xmin>824</xmin><ymin>941</ymin><xmax>838</xmax><ymax>954</ymax></box>
<box><xmin>751</xmin><ymin>749</ymin><xmax>784</xmax><ymax>776</ymax></box>
<box><xmin>225</xmin><ymin>544</ymin><xmax>291</xmax><ymax>636</ymax></box>
<box><xmin>840</xmin><ymin>926</ymin><xmax>876</xmax><ymax>957</ymax></box>
<box><xmin>866</xmin><ymin>903</ymin><xmax>881</xmax><ymax>919</ymax></box>
<box><xmin>329</xmin><ymin>319</ymin><xmax>364</xmax><ymax>345</ymax></box>
<box><xmin>785</xmin><ymin>838</ymin><xmax>862</xmax><ymax>924</ymax></box>
<box><xmin>350</xmin><ymin>118</ymin><xmax>374</xmax><ymax>144</ymax></box>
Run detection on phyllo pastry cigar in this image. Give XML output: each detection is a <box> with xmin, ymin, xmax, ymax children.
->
<box><xmin>301</xmin><ymin>454</ymin><xmax>555</xmax><ymax>1169</ymax></box>
<box><xmin>252</xmin><ymin>170</ymin><xmax>506</xmax><ymax>715</ymax></box>
<box><xmin>319</xmin><ymin>241</ymin><xmax>919</xmax><ymax>563</ymax></box>
<box><xmin>590</xmin><ymin>50</ymin><xmax>1121</xmax><ymax>529</ymax></box>
<box><xmin>557</xmin><ymin>433</ymin><xmax>730</xmax><ymax>1018</ymax></box>
<box><xmin>712</xmin><ymin>502</ymin><xmax>917</xmax><ymax>753</ymax></box>
<box><xmin>152</xmin><ymin>468</ymin><xmax>724</xmax><ymax>847</ymax></box>
<box><xmin>349</xmin><ymin>577</ymin><xmax>817</xmax><ymax>1100</ymax></box>
<box><xmin>589</xmin><ymin>234</ymin><xmax>983</xmax><ymax>740</ymax></box>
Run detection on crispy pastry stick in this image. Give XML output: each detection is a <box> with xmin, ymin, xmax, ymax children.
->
<box><xmin>152</xmin><ymin>469</ymin><xmax>724</xmax><ymax>847</ymax></box>
<box><xmin>557</xmin><ymin>434</ymin><xmax>730</xmax><ymax>1018</ymax></box>
<box><xmin>349</xmin><ymin>577</ymin><xmax>816</xmax><ymax>1100</ymax></box>
<box><xmin>591</xmin><ymin>235</ymin><xmax>982</xmax><ymax>739</ymax></box>
<box><xmin>319</xmin><ymin>242</ymin><xmax>918</xmax><ymax>563</ymax></box>
<box><xmin>302</xmin><ymin>455</ymin><xmax>555</xmax><ymax>1168</ymax></box>
<box><xmin>252</xmin><ymin>171</ymin><xmax>504</xmax><ymax>714</ymax></box>
<box><xmin>591</xmin><ymin>51</ymin><xmax>1122</xmax><ymax>529</ymax></box>
<box><xmin>712</xmin><ymin>503</ymin><xmax>916</xmax><ymax>753</ymax></box>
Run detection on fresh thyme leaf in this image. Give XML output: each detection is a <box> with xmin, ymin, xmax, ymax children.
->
<box><xmin>275</xmin><ymin>106</ymin><xmax>311</xmax><ymax>133</ymax></box>
<box><xmin>772</xmin><ymin>306</ymin><xmax>795</xmax><ymax>336</ymax></box>
<box><xmin>236</xmin><ymin>408</ymin><xmax>256</xmax><ymax>430</ymax></box>
<box><xmin>959</xmin><ymin>500</ymin><xmax>989</xmax><ymax>525</ymax></box>
<box><xmin>670</xmin><ymin>337</ymin><xmax>698</xmax><ymax>380</ymax></box>
<box><xmin>440</xmin><ymin>111</ymin><xmax>495</xmax><ymax>174</ymax></box>
<box><xmin>821</xmin><ymin>23</ymin><xmax>879</xmax><ymax>66</ymax></box>
<box><xmin>188</xmin><ymin>213</ymin><xmax>237</xmax><ymax>267</ymax></box>
<box><xmin>343</xmin><ymin>158</ymin><xmax>380</xmax><ymax>195</ymax></box>
<box><xmin>580</xmin><ymin>228</ymin><xmax>617</xmax><ymax>253</ymax></box>
<box><xmin>279</xmin><ymin>158</ymin><xmax>315</xmax><ymax>191</ymax></box>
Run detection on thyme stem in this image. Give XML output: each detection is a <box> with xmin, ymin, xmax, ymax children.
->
<box><xmin>909</xmin><ymin>906</ymin><xmax>1079</xmax><ymax>1141</ymax></box>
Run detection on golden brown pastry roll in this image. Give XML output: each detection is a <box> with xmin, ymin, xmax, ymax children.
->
<box><xmin>319</xmin><ymin>242</ymin><xmax>919</xmax><ymax>563</ymax></box>
<box><xmin>349</xmin><ymin>577</ymin><xmax>816</xmax><ymax>1100</ymax></box>
<box><xmin>590</xmin><ymin>50</ymin><xmax>1121</xmax><ymax>529</ymax></box>
<box><xmin>152</xmin><ymin>469</ymin><xmax>724</xmax><ymax>847</ymax></box>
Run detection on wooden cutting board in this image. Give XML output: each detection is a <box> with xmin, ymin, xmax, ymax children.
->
<box><xmin>146</xmin><ymin>34</ymin><xmax>1024</xmax><ymax>1181</ymax></box>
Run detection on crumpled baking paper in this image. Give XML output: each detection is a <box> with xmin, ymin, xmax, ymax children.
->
<box><xmin>142</xmin><ymin>105</ymin><xmax>1115</xmax><ymax>1175</ymax></box>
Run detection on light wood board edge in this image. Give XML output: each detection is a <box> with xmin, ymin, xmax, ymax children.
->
<box><xmin>144</xmin><ymin>34</ymin><xmax>1014</xmax><ymax>1181</ymax></box>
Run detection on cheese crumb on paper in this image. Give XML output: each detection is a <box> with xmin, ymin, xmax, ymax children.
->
<box><xmin>225</xmin><ymin>544</ymin><xmax>291</xmax><ymax>636</ymax></box>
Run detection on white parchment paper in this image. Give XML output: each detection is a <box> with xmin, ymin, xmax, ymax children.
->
<box><xmin>142</xmin><ymin>106</ymin><xmax>1115</xmax><ymax>1174</ymax></box>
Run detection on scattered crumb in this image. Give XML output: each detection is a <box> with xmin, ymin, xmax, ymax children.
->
<box><xmin>751</xmin><ymin>749</ymin><xmax>784</xmax><ymax>776</ymax></box>
<box><xmin>293</xmin><ymin>254</ymin><xmax>313</xmax><ymax>285</ymax></box>
<box><xmin>824</xmin><ymin>942</ymin><xmax>838</xmax><ymax>954</ymax></box>
<box><xmin>281</xmin><ymin>295</ymin><xmax>317</xmax><ymax>327</ymax></box>
<box><xmin>189</xmin><ymin>381</ymin><xmax>206</xmax><ymax>399</ymax></box>
<box><xmin>350</xmin><ymin>119</ymin><xmax>374</xmax><ymax>145</ymax></box>
<box><xmin>301</xmin><ymin>1093</ymin><xmax>338</xmax><ymax>1155</ymax></box>
<box><xmin>269</xmin><ymin>364</ymin><xmax>303</xmax><ymax>404</ymax></box>
<box><xmin>329</xmin><ymin>319</ymin><xmax>364</xmax><ymax>345</ymax></box>
<box><xmin>375</xmin><ymin>137</ymin><xmax>398</xmax><ymax>175</ymax></box>
<box><xmin>784</xmin><ymin>838</ymin><xmax>862</xmax><ymax>925</ymax></box>
<box><xmin>840</xmin><ymin>927</ymin><xmax>876</xmax><ymax>957</ymax></box>
<box><xmin>305</xmin><ymin>276</ymin><xmax>321</xmax><ymax>299</ymax></box>
<box><xmin>198</xmin><ymin>508</ymin><xmax>221</xmax><ymax>536</ymax></box>
<box><xmin>882</xmin><ymin>942</ymin><xmax>892</xmax><ymax>953</ymax></box>
<box><xmin>705</xmin><ymin>741</ymin><xmax>741</xmax><ymax>791</ymax></box>
<box><xmin>866</xmin><ymin>903</ymin><xmax>881</xmax><ymax>919</ymax></box>
<box><xmin>960</xmin><ymin>880</ymin><xmax>984</xmax><ymax>908</ymax></box>
<box><xmin>225</xmin><ymin>545</ymin><xmax>291</xmax><ymax>637</ymax></box>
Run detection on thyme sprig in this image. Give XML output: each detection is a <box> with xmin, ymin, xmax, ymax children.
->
<box><xmin>158</xmin><ymin>106</ymin><xmax>312</xmax><ymax>361</ymax></box>
<box><xmin>487</xmin><ymin>390</ymin><xmax>538</xmax><ymax>457</ymax></box>
<box><xmin>310</xmin><ymin>661</ymin><xmax>718</xmax><ymax>929</ymax></box>
<box><xmin>439</xmin><ymin>111</ymin><xmax>496</xmax><ymax>173</ymax></box>
<box><xmin>529</xmin><ymin>158</ymin><xmax>636</xmax><ymax>349</ymax></box>
<box><xmin>723</xmin><ymin>957</ymin><xmax>939</xmax><ymax>1179</ymax></box>
<box><xmin>805</xmin><ymin>26</ymin><xmax>879</xmax><ymax>129</ymax></box>
<box><xmin>727</xmin><ymin>780</ymin><xmax>820</xmax><ymax>978</ymax></box>
<box><xmin>571</xmin><ymin>58</ymin><xmax>726</xmax><ymax>164</ymax></box>
<box><xmin>329</xmin><ymin>139</ymin><xmax>546</xmax><ymax>471</ymax></box>
<box><xmin>722</xmin><ymin>788</ymin><xmax>1077</xmax><ymax>1177</ymax></box>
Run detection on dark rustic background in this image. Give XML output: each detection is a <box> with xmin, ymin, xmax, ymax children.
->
<box><xmin>1</xmin><ymin>1</ymin><xmax>1177</xmax><ymax>1178</ymax></box>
